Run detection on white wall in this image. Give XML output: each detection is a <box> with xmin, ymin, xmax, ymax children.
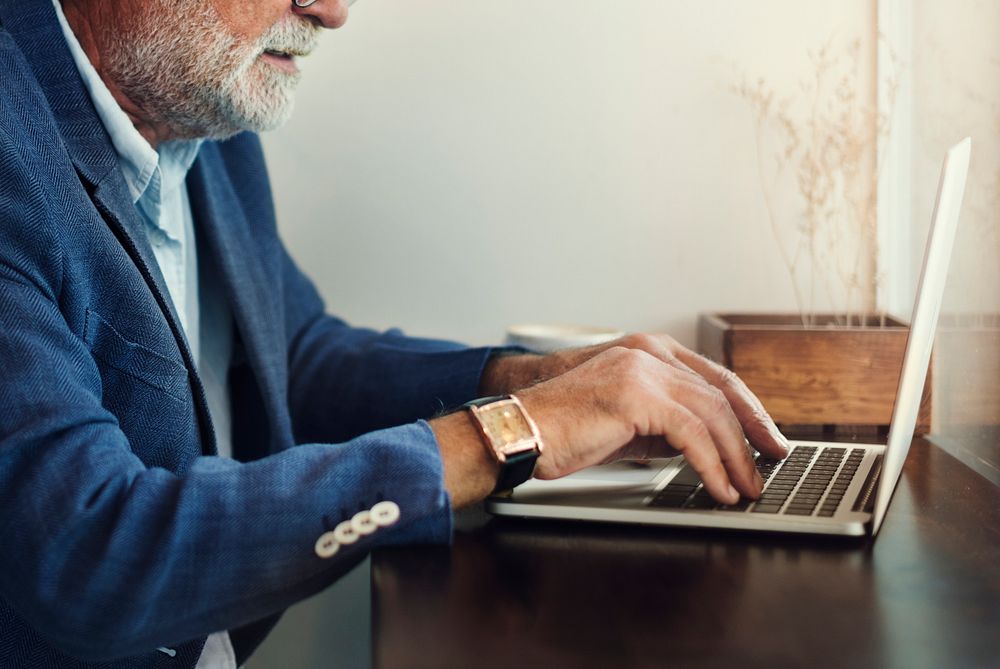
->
<box><xmin>262</xmin><ymin>0</ymin><xmax>878</xmax><ymax>347</ymax></box>
<box><xmin>912</xmin><ymin>0</ymin><xmax>1000</xmax><ymax>316</ymax></box>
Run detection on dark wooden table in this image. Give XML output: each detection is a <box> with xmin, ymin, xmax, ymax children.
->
<box><xmin>371</xmin><ymin>439</ymin><xmax>1000</xmax><ymax>669</ymax></box>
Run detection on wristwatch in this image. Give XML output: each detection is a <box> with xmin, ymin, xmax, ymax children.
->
<box><xmin>463</xmin><ymin>395</ymin><xmax>543</xmax><ymax>493</ymax></box>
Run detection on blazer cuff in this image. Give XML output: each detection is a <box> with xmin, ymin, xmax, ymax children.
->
<box><xmin>417</xmin><ymin>345</ymin><xmax>528</xmax><ymax>412</ymax></box>
<box><xmin>377</xmin><ymin>420</ymin><xmax>454</xmax><ymax>546</ymax></box>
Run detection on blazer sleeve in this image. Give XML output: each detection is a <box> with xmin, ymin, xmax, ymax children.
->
<box><xmin>279</xmin><ymin>241</ymin><xmax>503</xmax><ymax>444</ymax></box>
<box><xmin>0</xmin><ymin>266</ymin><xmax>453</xmax><ymax>662</ymax></box>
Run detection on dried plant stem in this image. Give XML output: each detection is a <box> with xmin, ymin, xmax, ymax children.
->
<box><xmin>751</xmin><ymin>121</ymin><xmax>809</xmax><ymax>325</ymax></box>
<box><xmin>735</xmin><ymin>35</ymin><xmax>899</xmax><ymax>328</ymax></box>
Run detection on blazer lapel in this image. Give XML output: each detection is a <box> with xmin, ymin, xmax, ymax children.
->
<box><xmin>0</xmin><ymin>0</ymin><xmax>217</xmax><ymax>454</ymax></box>
<box><xmin>187</xmin><ymin>148</ymin><xmax>293</xmax><ymax>454</ymax></box>
<box><xmin>89</xmin><ymin>174</ymin><xmax>219</xmax><ymax>455</ymax></box>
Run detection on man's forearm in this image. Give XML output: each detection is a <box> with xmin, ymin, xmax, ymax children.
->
<box><xmin>478</xmin><ymin>351</ymin><xmax>557</xmax><ymax>396</ymax></box>
<box><xmin>430</xmin><ymin>412</ymin><xmax>500</xmax><ymax>508</ymax></box>
<box><xmin>439</xmin><ymin>352</ymin><xmax>557</xmax><ymax>509</ymax></box>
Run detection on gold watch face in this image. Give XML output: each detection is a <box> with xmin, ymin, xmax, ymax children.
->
<box><xmin>478</xmin><ymin>401</ymin><xmax>534</xmax><ymax>452</ymax></box>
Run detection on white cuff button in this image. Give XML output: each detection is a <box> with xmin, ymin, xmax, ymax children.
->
<box><xmin>371</xmin><ymin>501</ymin><xmax>400</xmax><ymax>527</ymax></box>
<box><xmin>333</xmin><ymin>520</ymin><xmax>360</xmax><ymax>545</ymax></box>
<box><xmin>314</xmin><ymin>531</ymin><xmax>340</xmax><ymax>559</ymax></box>
<box><xmin>351</xmin><ymin>510</ymin><xmax>378</xmax><ymax>536</ymax></box>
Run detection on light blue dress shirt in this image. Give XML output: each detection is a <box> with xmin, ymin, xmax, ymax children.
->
<box><xmin>53</xmin><ymin>1</ymin><xmax>236</xmax><ymax>666</ymax></box>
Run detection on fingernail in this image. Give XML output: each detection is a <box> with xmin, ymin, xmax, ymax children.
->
<box><xmin>727</xmin><ymin>484</ymin><xmax>740</xmax><ymax>504</ymax></box>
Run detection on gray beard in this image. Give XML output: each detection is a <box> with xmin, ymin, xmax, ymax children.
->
<box><xmin>103</xmin><ymin>1</ymin><xmax>317</xmax><ymax>141</ymax></box>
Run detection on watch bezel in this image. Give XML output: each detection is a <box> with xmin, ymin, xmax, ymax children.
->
<box><xmin>467</xmin><ymin>396</ymin><xmax>544</xmax><ymax>464</ymax></box>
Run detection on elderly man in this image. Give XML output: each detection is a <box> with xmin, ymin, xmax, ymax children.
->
<box><xmin>0</xmin><ymin>0</ymin><xmax>789</xmax><ymax>666</ymax></box>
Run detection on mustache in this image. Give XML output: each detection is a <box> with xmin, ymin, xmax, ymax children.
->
<box><xmin>257</xmin><ymin>16</ymin><xmax>322</xmax><ymax>57</ymax></box>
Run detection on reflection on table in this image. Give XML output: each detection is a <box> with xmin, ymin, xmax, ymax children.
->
<box><xmin>373</xmin><ymin>439</ymin><xmax>1000</xmax><ymax>669</ymax></box>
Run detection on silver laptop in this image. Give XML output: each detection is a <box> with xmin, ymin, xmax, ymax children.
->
<box><xmin>487</xmin><ymin>138</ymin><xmax>971</xmax><ymax>538</ymax></box>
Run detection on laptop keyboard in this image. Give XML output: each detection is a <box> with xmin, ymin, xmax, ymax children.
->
<box><xmin>648</xmin><ymin>446</ymin><xmax>867</xmax><ymax>518</ymax></box>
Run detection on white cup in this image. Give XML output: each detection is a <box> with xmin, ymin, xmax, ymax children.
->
<box><xmin>505</xmin><ymin>324</ymin><xmax>625</xmax><ymax>354</ymax></box>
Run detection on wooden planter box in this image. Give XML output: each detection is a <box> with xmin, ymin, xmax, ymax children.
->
<box><xmin>697</xmin><ymin>313</ymin><xmax>931</xmax><ymax>434</ymax></box>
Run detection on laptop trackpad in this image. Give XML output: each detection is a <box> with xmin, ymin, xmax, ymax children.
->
<box><xmin>560</xmin><ymin>460</ymin><xmax>672</xmax><ymax>485</ymax></box>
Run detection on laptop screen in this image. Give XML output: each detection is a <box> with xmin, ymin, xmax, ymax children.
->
<box><xmin>871</xmin><ymin>138</ymin><xmax>971</xmax><ymax>535</ymax></box>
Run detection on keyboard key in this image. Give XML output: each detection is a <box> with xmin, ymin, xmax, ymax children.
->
<box><xmin>787</xmin><ymin>502</ymin><xmax>818</xmax><ymax>511</ymax></box>
<box><xmin>649</xmin><ymin>492</ymin><xmax>690</xmax><ymax>508</ymax></box>
<box><xmin>684</xmin><ymin>491</ymin><xmax>718</xmax><ymax>510</ymax></box>
<box><xmin>718</xmin><ymin>501</ymin><xmax>751</xmax><ymax>511</ymax></box>
<box><xmin>752</xmin><ymin>504</ymin><xmax>783</xmax><ymax>514</ymax></box>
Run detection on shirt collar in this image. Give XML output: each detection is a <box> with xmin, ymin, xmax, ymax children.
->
<box><xmin>51</xmin><ymin>0</ymin><xmax>202</xmax><ymax>218</ymax></box>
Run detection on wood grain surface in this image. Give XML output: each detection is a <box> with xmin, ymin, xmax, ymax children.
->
<box><xmin>373</xmin><ymin>439</ymin><xmax>1000</xmax><ymax>669</ymax></box>
<box><xmin>698</xmin><ymin>313</ymin><xmax>932</xmax><ymax>432</ymax></box>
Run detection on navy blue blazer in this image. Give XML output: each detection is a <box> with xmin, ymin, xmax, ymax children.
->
<box><xmin>0</xmin><ymin>0</ymin><xmax>496</xmax><ymax>665</ymax></box>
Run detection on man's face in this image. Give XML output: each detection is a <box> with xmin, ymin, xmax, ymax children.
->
<box><xmin>103</xmin><ymin>0</ymin><xmax>349</xmax><ymax>140</ymax></box>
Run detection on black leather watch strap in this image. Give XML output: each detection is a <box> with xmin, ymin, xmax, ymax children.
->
<box><xmin>493</xmin><ymin>448</ymin><xmax>539</xmax><ymax>493</ymax></box>
<box><xmin>464</xmin><ymin>395</ymin><xmax>507</xmax><ymax>408</ymax></box>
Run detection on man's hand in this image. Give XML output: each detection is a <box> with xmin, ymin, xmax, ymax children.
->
<box><xmin>478</xmin><ymin>333</ymin><xmax>790</xmax><ymax>502</ymax></box>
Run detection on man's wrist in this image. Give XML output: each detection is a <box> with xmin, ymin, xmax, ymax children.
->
<box><xmin>430</xmin><ymin>412</ymin><xmax>501</xmax><ymax>508</ymax></box>
<box><xmin>464</xmin><ymin>395</ymin><xmax>543</xmax><ymax>493</ymax></box>
<box><xmin>478</xmin><ymin>349</ymin><xmax>545</xmax><ymax>396</ymax></box>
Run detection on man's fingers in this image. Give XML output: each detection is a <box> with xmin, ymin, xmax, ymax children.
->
<box><xmin>650</xmin><ymin>339</ymin><xmax>787</xmax><ymax>460</ymax></box>
<box><xmin>666</xmin><ymin>373</ymin><xmax>763</xmax><ymax>498</ymax></box>
<box><xmin>660</xmin><ymin>403</ymin><xmax>739</xmax><ymax>505</ymax></box>
<box><xmin>674</xmin><ymin>349</ymin><xmax>790</xmax><ymax>458</ymax></box>
<box><xmin>718</xmin><ymin>369</ymin><xmax>790</xmax><ymax>459</ymax></box>
<box><xmin>609</xmin><ymin>435</ymin><xmax>680</xmax><ymax>462</ymax></box>
<box><xmin>584</xmin><ymin>335</ymin><xmax>787</xmax><ymax>460</ymax></box>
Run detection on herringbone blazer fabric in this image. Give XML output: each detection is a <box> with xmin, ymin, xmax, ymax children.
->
<box><xmin>0</xmin><ymin>0</ymin><xmax>493</xmax><ymax>666</ymax></box>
